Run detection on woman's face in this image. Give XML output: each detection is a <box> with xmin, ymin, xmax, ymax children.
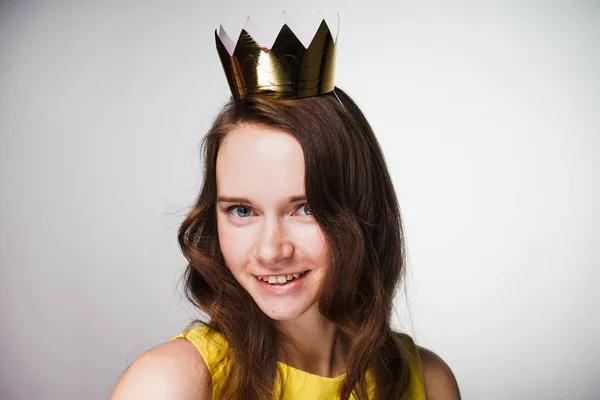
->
<box><xmin>216</xmin><ymin>123</ymin><xmax>328</xmax><ymax>321</ymax></box>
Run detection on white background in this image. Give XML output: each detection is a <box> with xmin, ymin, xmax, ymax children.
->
<box><xmin>1</xmin><ymin>1</ymin><xmax>598</xmax><ymax>399</ymax></box>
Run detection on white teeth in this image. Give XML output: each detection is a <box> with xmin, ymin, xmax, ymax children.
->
<box><xmin>258</xmin><ymin>272</ymin><xmax>307</xmax><ymax>285</ymax></box>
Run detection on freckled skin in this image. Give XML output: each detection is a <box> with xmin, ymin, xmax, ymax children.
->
<box><xmin>216</xmin><ymin>123</ymin><xmax>329</xmax><ymax>322</ymax></box>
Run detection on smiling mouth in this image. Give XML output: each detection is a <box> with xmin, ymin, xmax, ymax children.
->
<box><xmin>254</xmin><ymin>270</ymin><xmax>309</xmax><ymax>285</ymax></box>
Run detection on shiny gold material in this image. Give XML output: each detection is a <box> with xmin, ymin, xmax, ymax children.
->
<box><xmin>215</xmin><ymin>20</ymin><xmax>337</xmax><ymax>100</ymax></box>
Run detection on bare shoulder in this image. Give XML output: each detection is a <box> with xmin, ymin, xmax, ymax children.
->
<box><xmin>418</xmin><ymin>346</ymin><xmax>461</xmax><ymax>400</ymax></box>
<box><xmin>110</xmin><ymin>338</ymin><xmax>212</xmax><ymax>400</ymax></box>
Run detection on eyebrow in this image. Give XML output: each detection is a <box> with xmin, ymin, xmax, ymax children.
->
<box><xmin>217</xmin><ymin>195</ymin><xmax>307</xmax><ymax>204</ymax></box>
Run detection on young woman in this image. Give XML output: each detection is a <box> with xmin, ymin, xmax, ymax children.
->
<box><xmin>110</xmin><ymin>88</ymin><xmax>461</xmax><ymax>399</ymax></box>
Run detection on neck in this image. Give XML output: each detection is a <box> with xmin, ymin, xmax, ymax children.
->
<box><xmin>275</xmin><ymin>305</ymin><xmax>347</xmax><ymax>378</ymax></box>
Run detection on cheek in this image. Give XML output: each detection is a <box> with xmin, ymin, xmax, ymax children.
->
<box><xmin>216</xmin><ymin>218</ymin><xmax>252</xmax><ymax>271</ymax></box>
<box><xmin>294</xmin><ymin>225</ymin><xmax>329</xmax><ymax>265</ymax></box>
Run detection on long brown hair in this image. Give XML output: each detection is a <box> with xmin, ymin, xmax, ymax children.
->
<box><xmin>178</xmin><ymin>87</ymin><xmax>411</xmax><ymax>399</ymax></box>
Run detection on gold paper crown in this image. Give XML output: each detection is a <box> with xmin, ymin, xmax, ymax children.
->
<box><xmin>215</xmin><ymin>14</ymin><xmax>338</xmax><ymax>100</ymax></box>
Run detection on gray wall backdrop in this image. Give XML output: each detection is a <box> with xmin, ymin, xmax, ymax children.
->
<box><xmin>1</xmin><ymin>0</ymin><xmax>598</xmax><ymax>399</ymax></box>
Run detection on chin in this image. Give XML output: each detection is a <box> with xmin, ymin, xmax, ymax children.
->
<box><xmin>261</xmin><ymin>307</ymin><xmax>309</xmax><ymax>321</ymax></box>
<box><xmin>254</xmin><ymin>296</ymin><xmax>316</xmax><ymax>321</ymax></box>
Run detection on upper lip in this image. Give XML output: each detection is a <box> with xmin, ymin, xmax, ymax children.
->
<box><xmin>253</xmin><ymin>270</ymin><xmax>309</xmax><ymax>278</ymax></box>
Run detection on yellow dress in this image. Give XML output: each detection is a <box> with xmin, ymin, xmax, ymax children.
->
<box><xmin>172</xmin><ymin>326</ymin><xmax>426</xmax><ymax>399</ymax></box>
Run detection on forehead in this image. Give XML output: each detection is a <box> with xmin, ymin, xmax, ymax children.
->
<box><xmin>216</xmin><ymin>124</ymin><xmax>305</xmax><ymax>198</ymax></box>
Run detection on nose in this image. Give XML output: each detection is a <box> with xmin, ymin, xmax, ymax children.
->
<box><xmin>253</xmin><ymin>218</ymin><xmax>294</xmax><ymax>266</ymax></box>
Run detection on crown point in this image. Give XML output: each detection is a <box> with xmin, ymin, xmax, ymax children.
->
<box><xmin>261</xmin><ymin>46</ymin><xmax>269</xmax><ymax>53</ymax></box>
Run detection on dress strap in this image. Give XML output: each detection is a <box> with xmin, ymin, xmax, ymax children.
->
<box><xmin>171</xmin><ymin>325</ymin><xmax>230</xmax><ymax>386</ymax></box>
<box><xmin>394</xmin><ymin>332</ymin><xmax>427</xmax><ymax>399</ymax></box>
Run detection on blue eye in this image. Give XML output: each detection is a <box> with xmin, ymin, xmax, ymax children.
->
<box><xmin>236</xmin><ymin>206</ymin><xmax>251</xmax><ymax>218</ymax></box>
<box><xmin>299</xmin><ymin>204</ymin><xmax>312</xmax><ymax>216</ymax></box>
<box><xmin>227</xmin><ymin>205</ymin><xmax>252</xmax><ymax>218</ymax></box>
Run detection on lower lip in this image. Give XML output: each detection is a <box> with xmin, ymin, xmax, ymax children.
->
<box><xmin>255</xmin><ymin>271</ymin><xmax>310</xmax><ymax>294</ymax></box>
